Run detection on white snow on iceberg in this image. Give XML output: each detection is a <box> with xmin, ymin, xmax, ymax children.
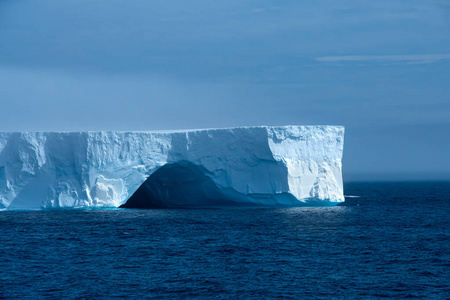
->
<box><xmin>0</xmin><ymin>126</ymin><xmax>344</xmax><ymax>209</ymax></box>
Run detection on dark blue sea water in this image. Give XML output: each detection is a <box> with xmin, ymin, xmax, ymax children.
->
<box><xmin>1</xmin><ymin>182</ymin><xmax>449</xmax><ymax>299</ymax></box>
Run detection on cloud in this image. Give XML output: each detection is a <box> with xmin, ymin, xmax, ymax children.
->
<box><xmin>250</xmin><ymin>7</ymin><xmax>280</xmax><ymax>13</ymax></box>
<box><xmin>316</xmin><ymin>54</ymin><xmax>450</xmax><ymax>64</ymax></box>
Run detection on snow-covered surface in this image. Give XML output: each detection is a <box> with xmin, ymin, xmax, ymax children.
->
<box><xmin>0</xmin><ymin>126</ymin><xmax>344</xmax><ymax>209</ymax></box>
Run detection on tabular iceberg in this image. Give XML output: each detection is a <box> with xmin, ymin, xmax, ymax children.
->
<box><xmin>0</xmin><ymin>126</ymin><xmax>344</xmax><ymax>209</ymax></box>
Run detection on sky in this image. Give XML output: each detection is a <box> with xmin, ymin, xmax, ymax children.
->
<box><xmin>0</xmin><ymin>0</ymin><xmax>449</xmax><ymax>181</ymax></box>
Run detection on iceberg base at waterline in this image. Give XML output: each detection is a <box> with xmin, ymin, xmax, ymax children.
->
<box><xmin>120</xmin><ymin>160</ymin><xmax>340</xmax><ymax>208</ymax></box>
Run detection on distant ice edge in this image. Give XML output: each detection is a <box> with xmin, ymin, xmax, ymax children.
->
<box><xmin>0</xmin><ymin>126</ymin><xmax>344</xmax><ymax>209</ymax></box>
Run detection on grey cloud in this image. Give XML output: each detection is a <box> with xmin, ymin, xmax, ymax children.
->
<box><xmin>316</xmin><ymin>54</ymin><xmax>450</xmax><ymax>64</ymax></box>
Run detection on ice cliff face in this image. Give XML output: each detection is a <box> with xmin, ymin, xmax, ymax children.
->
<box><xmin>0</xmin><ymin>126</ymin><xmax>344</xmax><ymax>209</ymax></box>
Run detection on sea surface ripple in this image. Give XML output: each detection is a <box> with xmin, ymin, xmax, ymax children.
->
<box><xmin>0</xmin><ymin>182</ymin><xmax>449</xmax><ymax>299</ymax></box>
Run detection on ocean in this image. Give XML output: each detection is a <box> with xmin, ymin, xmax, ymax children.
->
<box><xmin>0</xmin><ymin>182</ymin><xmax>449</xmax><ymax>299</ymax></box>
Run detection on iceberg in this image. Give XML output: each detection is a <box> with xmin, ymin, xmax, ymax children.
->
<box><xmin>0</xmin><ymin>126</ymin><xmax>344</xmax><ymax>209</ymax></box>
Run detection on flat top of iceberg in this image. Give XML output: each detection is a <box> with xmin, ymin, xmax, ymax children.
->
<box><xmin>0</xmin><ymin>125</ymin><xmax>344</xmax><ymax>134</ymax></box>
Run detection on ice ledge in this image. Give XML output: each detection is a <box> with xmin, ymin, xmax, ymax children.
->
<box><xmin>0</xmin><ymin>124</ymin><xmax>344</xmax><ymax>134</ymax></box>
<box><xmin>0</xmin><ymin>125</ymin><xmax>344</xmax><ymax>209</ymax></box>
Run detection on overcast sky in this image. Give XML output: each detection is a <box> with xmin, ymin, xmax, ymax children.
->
<box><xmin>0</xmin><ymin>0</ymin><xmax>449</xmax><ymax>181</ymax></box>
